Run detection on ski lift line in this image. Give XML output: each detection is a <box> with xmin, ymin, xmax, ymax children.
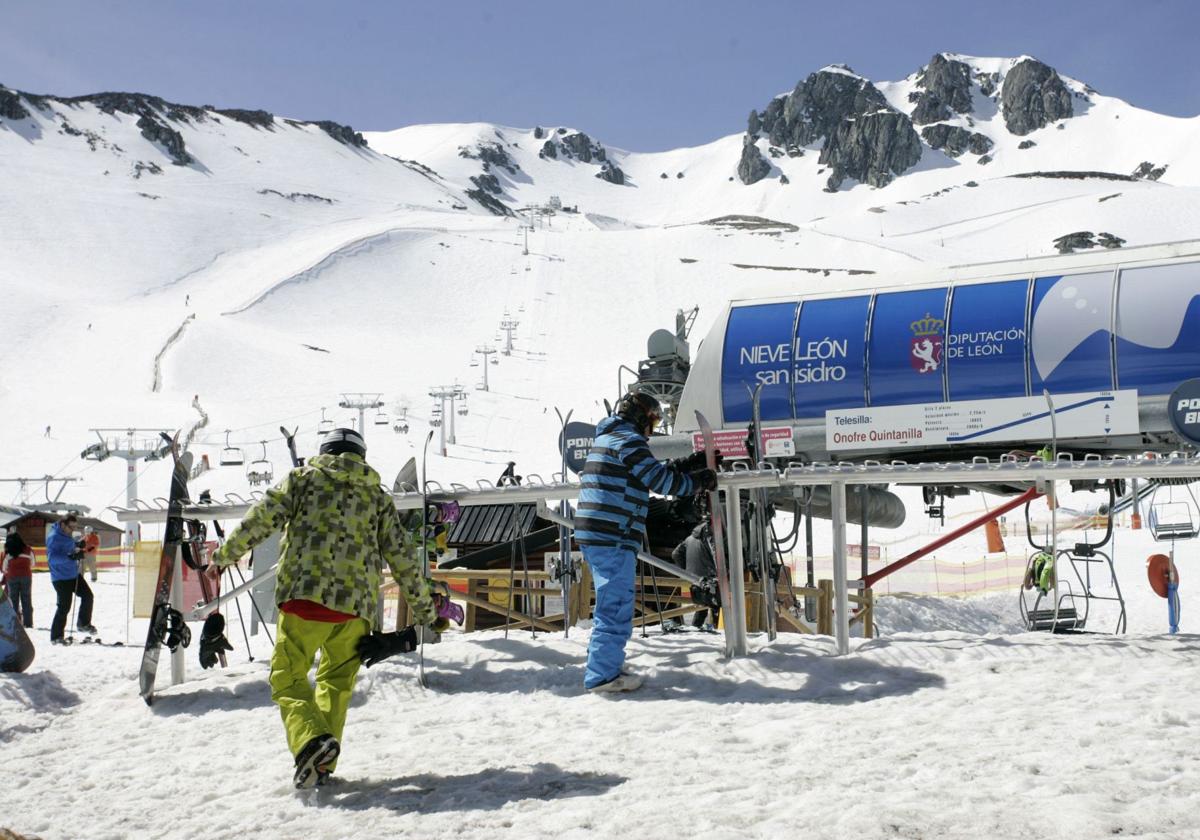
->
<box><xmin>194</xmin><ymin>405</ymin><xmax>327</xmax><ymax>440</ymax></box>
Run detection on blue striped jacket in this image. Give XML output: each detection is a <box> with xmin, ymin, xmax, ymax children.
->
<box><xmin>574</xmin><ymin>415</ymin><xmax>697</xmax><ymax>550</ymax></box>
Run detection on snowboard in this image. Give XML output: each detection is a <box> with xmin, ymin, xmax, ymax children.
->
<box><xmin>393</xmin><ymin>457</ymin><xmax>418</xmax><ymax>494</ymax></box>
<box><xmin>694</xmin><ymin>411</ymin><xmax>733</xmax><ymax>639</ymax></box>
<box><xmin>139</xmin><ymin>433</ymin><xmax>194</xmax><ymax>705</ymax></box>
<box><xmin>0</xmin><ymin>587</ymin><xmax>35</xmax><ymax>672</ymax></box>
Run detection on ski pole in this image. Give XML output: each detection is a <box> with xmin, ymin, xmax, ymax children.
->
<box><xmin>231</xmin><ymin>565</ymin><xmax>275</xmax><ymax>646</ymax></box>
<box><xmin>227</xmin><ymin>566</ymin><xmax>254</xmax><ymax>661</ymax></box>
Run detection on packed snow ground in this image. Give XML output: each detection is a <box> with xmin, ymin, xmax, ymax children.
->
<box><xmin>4</xmin><ymin>518</ymin><xmax>1200</xmax><ymax>840</ymax></box>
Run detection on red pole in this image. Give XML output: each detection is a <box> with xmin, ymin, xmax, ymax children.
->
<box><xmin>863</xmin><ymin>487</ymin><xmax>1042</xmax><ymax>588</ymax></box>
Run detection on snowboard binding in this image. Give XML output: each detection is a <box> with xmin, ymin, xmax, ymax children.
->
<box><xmin>151</xmin><ymin>603</ymin><xmax>192</xmax><ymax>652</ymax></box>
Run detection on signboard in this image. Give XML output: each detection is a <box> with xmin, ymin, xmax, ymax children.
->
<box><xmin>946</xmin><ymin>278</ymin><xmax>1028</xmax><ymax>401</ymax></box>
<box><xmin>1168</xmin><ymin>378</ymin><xmax>1200</xmax><ymax>446</ymax></box>
<box><xmin>721</xmin><ymin>302</ymin><xmax>798</xmax><ymax>422</ymax></box>
<box><xmin>868</xmin><ymin>288</ymin><xmax>948</xmax><ymax>406</ymax></box>
<box><xmin>558</xmin><ymin>421</ymin><xmax>597</xmax><ymax>475</ymax></box>
<box><xmin>792</xmin><ymin>295</ymin><xmax>870</xmax><ymax>418</ymax></box>
<box><xmin>826</xmin><ymin>389</ymin><xmax>1139</xmax><ymax>452</ymax></box>
<box><xmin>691</xmin><ymin>426</ymin><xmax>795</xmax><ymax>459</ymax></box>
<box><xmin>848</xmin><ymin>544</ymin><xmax>881</xmax><ymax>560</ymax></box>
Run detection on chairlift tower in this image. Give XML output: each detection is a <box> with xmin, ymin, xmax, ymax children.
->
<box><xmin>499</xmin><ymin>314</ymin><xmax>520</xmax><ymax>356</ymax></box>
<box><xmin>475</xmin><ymin>345</ymin><xmax>497</xmax><ymax>391</ymax></box>
<box><xmin>429</xmin><ymin>385</ymin><xmax>467</xmax><ymax>454</ymax></box>
<box><xmin>82</xmin><ymin>428</ymin><xmax>173</xmax><ymax>546</ymax></box>
<box><xmin>337</xmin><ymin>393</ymin><xmax>384</xmax><ymax>442</ymax></box>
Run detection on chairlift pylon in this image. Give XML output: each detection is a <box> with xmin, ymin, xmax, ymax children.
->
<box><xmin>220</xmin><ymin>430</ymin><xmax>245</xmax><ymax>467</ymax></box>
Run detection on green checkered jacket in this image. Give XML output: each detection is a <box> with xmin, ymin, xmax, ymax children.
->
<box><xmin>212</xmin><ymin>453</ymin><xmax>434</xmax><ymax>627</ymax></box>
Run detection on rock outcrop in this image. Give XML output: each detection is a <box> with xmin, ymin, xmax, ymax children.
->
<box><xmin>909</xmin><ymin>54</ymin><xmax>973</xmax><ymax>125</ymax></box>
<box><xmin>1132</xmin><ymin>161</ymin><xmax>1167</xmax><ymax>181</ymax></box>
<box><xmin>537</xmin><ymin>128</ymin><xmax>623</xmax><ymax>184</ymax></box>
<box><xmin>136</xmin><ymin>115</ymin><xmax>191</xmax><ymax>165</ymax></box>
<box><xmin>1000</xmin><ymin>58</ymin><xmax>1073</xmax><ymax>135</ymax></box>
<box><xmin>215</xmin><ymin>108</ymin><xmax>275</xmax><ymax>129</ymax></box>
<box><xmin>822</xmin><ymin>111</ymin><xmax>921</xmax><ymax>190</ymax></box>
<box><xmin>737</xmin><ymin>137</ymin><xmax>771</xmax><ymax>185</ymax></box>
<box><xmin>748</xmin><ymin>66</ymin><xmax>922</xmax><ymax>190</ymax></box>
<box><xmin>596</xmin><ymin>162</ymin><xmax>625</xmax><ymax>184</ymax></box>
<box><xmin>310</xmin><ymin>120</ymin><xmax>367</xmax><ymax>147</ymax></box>
<box><xmin>1053</xmin><ymin>231</ymin><xmax>1125</xmax><ymax>254</ymax></box>
<box><xmin>0</xmin><ymin>85</ymin><xmax>31</xmax><ymax>120</ymax></box>
<box><xmin>921</xmin><ymin>124</ymin><xmax>993</xmax><ymax>158</ymax></box>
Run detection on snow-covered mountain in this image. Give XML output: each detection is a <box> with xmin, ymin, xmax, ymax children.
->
<box><xmin>2</xmin><ymin>52</ymin><xmax>1200</xmax><ymax>517</ymax></box>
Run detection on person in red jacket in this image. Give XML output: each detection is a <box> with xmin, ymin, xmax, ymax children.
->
<box><xmin>81</xmin><ymin>527</ymin><xmax>100</xmax><ymax>582</ymax></box>
<box><xmin>3</xmin><ymin>532</ymin><xmax>35</xmax><ymax>628</ymax></box>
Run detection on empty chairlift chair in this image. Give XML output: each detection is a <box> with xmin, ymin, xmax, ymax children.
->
<box><xmin>1018</xmin><ymin>479</ymin><xmax>1126</xmax><ymax>634</ymax></box>
<box><xmin>374</xmin><ymin>410</ymin><xmax>390</xmax><ymax>427</ymax></box>
<box><xmin>220</xmin><ymin>430</ymin><xmax>244</xmax><ymax>466</ymax></box>
<box><xmin>318</xmin><ymin>407</ymin><xmax>334</xmax><ymax>436</ymax></box>
<box><xmin>246</xmin><ymin>441</ymin><xmax>274</xmax><ymax>487</ymax></box>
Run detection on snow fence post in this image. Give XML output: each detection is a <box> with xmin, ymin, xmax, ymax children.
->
<box><xmin>831</xmin><ymin>481</ymin><xmax>850</xmax><ymax>656</ymax></box>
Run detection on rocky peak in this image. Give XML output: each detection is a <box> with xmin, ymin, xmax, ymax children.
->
<box><xmin>0</xmin><ymin>84</ymin><xmax>32</xmax><ymax>121</ymax></box>
<box><xmin>748</xmin><ymin>66</ymin><xmax>921</xmax><ymax>190</ymax></box>
<box><xmin>538</xmin><ymin>130</ymin><xmax>608</xmax><ymax>164</ymax></box>
<box><xmin>1000</xmin><ymin>57</ymin><xmax>1073</xmax><ymax>135</ymax></box>
<box><xmin>908</xmin><ymin>53</ymin><xmax>973</xmax><ymax>125</ymax></box>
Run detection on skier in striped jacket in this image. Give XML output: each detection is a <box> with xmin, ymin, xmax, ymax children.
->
<box><xmin>575</xmin><ymin>392</ymin><xmax>715</xmax><ymax>693</ymax></box>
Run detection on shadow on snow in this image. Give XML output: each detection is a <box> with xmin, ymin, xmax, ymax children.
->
<box><xmin>317</xmin><ymin>762</ymin><xmax>625</xmax><ymax>813</ymax></box>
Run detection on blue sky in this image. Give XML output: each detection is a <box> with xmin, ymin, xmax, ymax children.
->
<box><xmin>4</xmin><ymin>0</ymin><xmax>1198</xmax><ymax>151</ymax></box>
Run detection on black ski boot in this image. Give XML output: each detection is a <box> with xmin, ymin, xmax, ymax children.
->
<box><xmin>293</xmin><ymin>734</ymin><xmax>340</xmax><ymax>790</ymax></box>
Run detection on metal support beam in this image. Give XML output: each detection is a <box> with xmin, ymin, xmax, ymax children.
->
<box><xmin>725</xmin><ymin>486</ymin><xmax>749</xmax><ymax>656</ymax></box>
<box><xmin>862</xmin><ymin>486</ymin><xmax>1041</xmax><ymax>588</ymax></box>
<box><xmin>831</xmin><ymin>481</ymin><xmax>850</xmax><ymax>656</ymax></box>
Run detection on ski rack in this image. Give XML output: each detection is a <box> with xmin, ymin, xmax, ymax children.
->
<box><xmin>112</xmin><ymin>451</ymin><xmax>1200</xmax><ymax>658</ymax></box>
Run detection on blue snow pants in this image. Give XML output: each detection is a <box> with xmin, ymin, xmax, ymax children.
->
<box><xmin>583</xmin><ymin>544</ymin><xmax>635</xmax><ymax>689</ymax></box>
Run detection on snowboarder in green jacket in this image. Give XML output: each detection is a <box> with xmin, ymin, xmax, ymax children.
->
<box><xmin>211</xmin><ymin>427</ymin><xmax>435</xmax><ymax>789</ymax></box>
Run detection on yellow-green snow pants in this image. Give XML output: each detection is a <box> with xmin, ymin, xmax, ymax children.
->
<box><xmin>270</xmin><ymin>612</ymin><xmax>369</xmax><ymax>768</ymax></box>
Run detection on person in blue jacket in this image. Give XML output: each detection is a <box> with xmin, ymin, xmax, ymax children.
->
<box><xmin>47</xmin><ymin>513</ymin><xmax>96</xmax><ymax>643</ymax></box>
<box><xmin>575</xmin><ymin>392</ymin><xmax>715</xmax><ymax>693</ymax></box>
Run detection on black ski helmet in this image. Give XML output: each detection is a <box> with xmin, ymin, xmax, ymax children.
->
<box><xmin>319</xmin><ymin>427</ymin><xmax>366</xmax><ymax>458</ymax></box>
<box><xmin>616</xmin><ymin>391</ymin><xmax>663</xmax><ymax>434</ymax></box>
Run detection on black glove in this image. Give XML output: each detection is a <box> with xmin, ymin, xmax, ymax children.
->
<box><xmin>691</xmin><ymin>468</ymin><xmax>718</xmax><ymax>492</ymax></box>
<box><xmin>198</xmin><ymin>613</ymin><xmax>233</xmax><ymax>669</ymax></box>
<box><xmin>357</xmin><ymin>626</ymin><xmax>418</xmax><ymax>668</ymax></box>
<box><xmin>690</xmin><ymin>579</ymin><xmax>722</xmax><ymax>609</ymax></box>
<box><xmin>670</xmin><ymin>450</ymin><xmax>708</xmax><ymax>473</ymax></box>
